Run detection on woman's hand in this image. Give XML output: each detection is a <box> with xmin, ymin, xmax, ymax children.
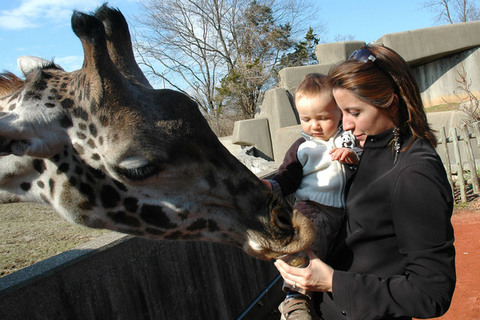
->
<box><xmin>274</xmin><ymin>249</ymin><xmax>334</xmax><ymax>292</ymax></box>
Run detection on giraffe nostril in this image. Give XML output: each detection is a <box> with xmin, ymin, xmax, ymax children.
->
<box><xmin>271</xmin><ymin>206</ymin><xmax>293</xmax><ymax>232</ymax></box>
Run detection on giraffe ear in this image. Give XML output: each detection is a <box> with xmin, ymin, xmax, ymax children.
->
<box><xmin>0</xmin><ymin>113</ymin><xmax>68</xmax><ymax>157</ymax></box>
<box><xmin>17</xmin><ymin>56</ymin><xmax>64</xmax><ymax>77</ymax></box>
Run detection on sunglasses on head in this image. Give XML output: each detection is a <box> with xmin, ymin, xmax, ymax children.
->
<box><xmin>349</xmin><ymin>48</ymin><xmax>376</xmax><ymax>63</ymax></box>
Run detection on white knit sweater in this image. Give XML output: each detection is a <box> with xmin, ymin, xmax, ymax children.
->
<box><xmin>295</xmin><ymin>129</ymin><xmax>358</xmax><ymax>209</ymax></box>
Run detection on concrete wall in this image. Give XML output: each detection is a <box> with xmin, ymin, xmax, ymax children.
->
<box><xmin>375</xmin><ymin>21</ymin><xmax>480</xmax><ymax>66</ymax></box>
<box><xmin>232</xmin><ymin>22</ymin><xmax>480</xmax><ymax>162</ymax></box>
<box><xmin>0</xmin><ymin>233</ymin><xmax>283</xmax><ymax>319</ymax></box>
<box><xmin>413</xmin><ymin>47</ymin><xmax>480</xmax><ymax>106</ymax></box>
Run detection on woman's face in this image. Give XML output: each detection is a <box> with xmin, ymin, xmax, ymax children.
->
<box><xmin>333</xmin><ymin>88</ymin><xmax>396</xmax><ymax>147</ymax></box>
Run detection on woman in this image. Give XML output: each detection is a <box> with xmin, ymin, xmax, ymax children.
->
<box><xmin>274</xmin><ymin>45</ymin><xmax>456</xmax><ymax>320</ymax></box>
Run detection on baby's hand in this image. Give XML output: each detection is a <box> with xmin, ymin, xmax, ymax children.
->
<box><xmin>330</xmin><ymin>148</ymin><xmax>358</xmax><ymax>165</ymax></box>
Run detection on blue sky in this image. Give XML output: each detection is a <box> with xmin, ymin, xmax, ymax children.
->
<box><xmin>1</xmin><ymin>0</ymin><xmax>437</xmax><ymax>78</ymax></box>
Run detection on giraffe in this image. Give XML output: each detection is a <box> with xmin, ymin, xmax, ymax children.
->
<box><xmin>0</xmin><ymin>5</ymin><xmax>314</xmax><ymax>265</ymax></box>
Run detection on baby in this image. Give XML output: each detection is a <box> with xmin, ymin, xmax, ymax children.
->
<box><xmin>262</xmin><ymin>73</ymin><xmax>362</xmax><ymax>320</ymax></box>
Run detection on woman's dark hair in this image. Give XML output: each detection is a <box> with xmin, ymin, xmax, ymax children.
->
<box><xmin>328</xmin><ymin>44</ymin><xmax>437</xmax><ymax>147</ymax></box>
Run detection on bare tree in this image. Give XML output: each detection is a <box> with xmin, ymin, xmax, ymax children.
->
<box><xmin>134</xmin><ymin>0</ymin><xmax>322</xmax><ymax>135</ymax></box>
<box><xmin>454</xmin><ymin>64</ymin><xmax>480</xmax><ymax>125</ymax></box>
<box><xmin>423</xmin><ymin>0</ymin><xmax>480</xmax><ymax>24</ymax></box>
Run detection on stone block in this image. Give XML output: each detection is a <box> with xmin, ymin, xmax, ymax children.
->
<box><xmin>273</xmin><ymin>125</ymin><xmax>302</xmax><ymax>165</ymax></box>
<box><xmin>278</xmin><ymin>64</ymin><xmax>335</xmax><ymax>94</ymax></box>
<box><xmin>232</xmin><ymin>117</ymin><xmax>273</xmax><ymax>160</ymax></box>
<box><xmin>375</xmin><ymin>21</ymin><xmax>480</xmax><ymax>66</ymax></box>
<box><xmin>315</xmin><ymin>41</ymin><xmax>365</xmax><ymax>64</ymax></box>
<box><xmin>258</xmin><ymin>88</ymin><xmax>298</xmax><ymax>133</ymax></box>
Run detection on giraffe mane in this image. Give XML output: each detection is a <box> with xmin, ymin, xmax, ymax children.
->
<box><xmin>0</xmin><ymin>72</ymin><xmax>23</xmax><ymax>97</ymax></box>
<box><xmin>0</xmin><ymin>60</ymin><xmax>62</xmax><ymax>98</ymax></box>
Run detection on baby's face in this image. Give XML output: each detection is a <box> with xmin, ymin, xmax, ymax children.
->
<box><xmin>296</xmin><ymin>92</ymin><xmax>342</xmax><ymax>141</ymax></box>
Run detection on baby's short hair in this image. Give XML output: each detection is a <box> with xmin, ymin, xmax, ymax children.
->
<box><xmin>295</xmin><ymin>73</ymin><xmax>331</xmax><ymax>104</ymax></box>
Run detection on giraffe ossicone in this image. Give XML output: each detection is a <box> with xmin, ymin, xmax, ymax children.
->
<box><xmin>0</xmin><ymin>4</ymin><xmax>314</xmax><ymax>265</ymax></box>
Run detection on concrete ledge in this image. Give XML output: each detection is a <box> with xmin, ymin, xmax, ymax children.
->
<box><xmin>0</xmin><ymin>234</ymin><xmax>283</xmax><ymax>319</ymax></box>
<box><xmin>375</xmin><ymin>21</ymin><xmax>480</xmax><ymax>66</ymax></box>
<box><xmin>259</xmin><ymin>88</ymin><xmax>298</xmax><ymax>130</ymax></box>
<box><xmin>273</xmin><ymin>125</ymin><xmax>302</xmax><ymax>165</ymax></box>
<box><xmin>278</xmin><ymin>63</ymin><xmax>335</xmax><ymax>94</ymax></box>
<box><xmin>278</xmin><ymin>42</ymin><xmax>366</xmax><ymax>94</ymax></box>
<box><xmin>232</xmin><ymin>88</ymin><xmax>299</xmax><ymax>160</ymax></box>
<box><xmin>232</xmin><ymin>117</ymin><xmax>273</xmax><ymax>159</ymax></box>
<box><xmin>315</xmin><ymin>41</ymin><xmax>365</xmax><ymax>64</ymax></box>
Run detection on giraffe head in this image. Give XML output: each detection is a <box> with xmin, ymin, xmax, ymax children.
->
<box><xmin>0</xmin><ymin>5</ymin><xmax>314</xmax><ymax>264</ymax></box>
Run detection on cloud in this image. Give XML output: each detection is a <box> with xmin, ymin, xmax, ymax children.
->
<box><xmin>0</xmin><ymin>0</ymin><xmax>101</xmax><ymax>30</ymax></box>
<box><xmin>1</xmin><ymin>0</ymin><xmax>142</xmax><ymax>75</ymax></box>
<box><xmin>54</xmin><ymin>55</ymin><xmax>84</xmax><ymax>72</ymax></box>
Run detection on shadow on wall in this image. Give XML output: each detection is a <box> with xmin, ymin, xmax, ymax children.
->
<box><xmin>0</xmin><ymin>233</ymin><xmax>282</xmax><ymax>319</ymax></box>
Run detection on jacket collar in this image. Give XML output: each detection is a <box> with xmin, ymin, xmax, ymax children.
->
<box><xmin>364</xmin><ymin>127</ymin><xmax>413</xmax><ymax>149</ymax></box>
<box><xmin>364</xmin><ymin>128</ymin><xmax>395</xmax><ymax>148</ymax></box>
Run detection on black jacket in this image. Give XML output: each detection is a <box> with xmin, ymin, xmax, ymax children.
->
<box><xmin>315</xmin><ymin>129</ymin><xmax>456</xmax><ymax>320</ymax></box>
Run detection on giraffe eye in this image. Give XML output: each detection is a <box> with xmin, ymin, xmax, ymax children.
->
<box><xmin>114</xmin><ymin>164</ymin><xmax>161</xmax><ymax>181</ymax></box>
<box><xmin>114</xmin><ymin>156</ymin><xmax>165</xmax><ymax>181</ymax></box>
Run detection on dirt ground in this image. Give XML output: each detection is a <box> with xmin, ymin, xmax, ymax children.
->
<box><xmin>428</xmin><ymin>199</ymin><xmax>480</xmax><ymax>320</ymax></box>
